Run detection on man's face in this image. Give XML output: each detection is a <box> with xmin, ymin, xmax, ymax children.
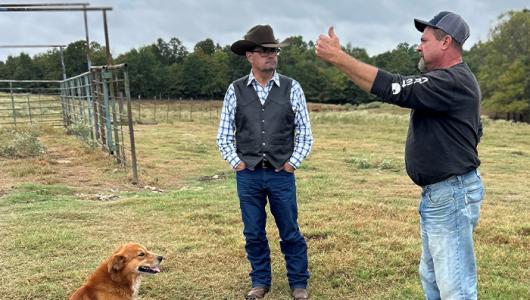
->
<box><xmin>416</xmin><ymin>27</ymin><xmax>444</xmax><ymax>72</ymax></box>
<box><xmin>246</xmin><ymin>47</ymin><xmax>279</xmax><ymax>73</ymax></box>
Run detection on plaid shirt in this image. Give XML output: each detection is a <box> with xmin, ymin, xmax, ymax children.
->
<box><xmin>216</xmin><ymin>71</ymin><xmax>313</xmax><ymax>169</ymax></box>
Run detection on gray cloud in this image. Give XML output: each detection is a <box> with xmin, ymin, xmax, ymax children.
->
<box><xmin>0</xmin><ymin>0</ymin><xmax>527</xmax><ymax>60</ymax></box>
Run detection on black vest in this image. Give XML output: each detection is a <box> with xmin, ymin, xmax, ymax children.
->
<box><xmin>234</xmin><ymin>74</ymin><xmax>295</xmax><ymax>169</ymax></box>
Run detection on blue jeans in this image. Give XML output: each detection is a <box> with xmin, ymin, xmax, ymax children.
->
<box><xmin>419</xmin><ymin>169</ymin><xmax>484</xmax><ymax>300</ymax></box>
<box><xmin>236</xmin><ymin>167</ymin><xmax>309</xmax><ymax>289</ymax></box>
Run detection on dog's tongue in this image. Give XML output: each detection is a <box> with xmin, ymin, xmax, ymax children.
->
<box><xmin>152</xmin><ymin>267</ymin><xmax>161</xmax><ymax>273</ymax></box>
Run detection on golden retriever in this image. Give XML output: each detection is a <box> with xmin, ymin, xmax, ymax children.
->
<box><xmin>69</xmin><ymin>243</ymin><xmax>163</xmax><ymax>300</ymax></box>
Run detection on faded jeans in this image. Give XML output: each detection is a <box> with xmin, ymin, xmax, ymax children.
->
<box><xmin>419</xmin><ymin>169</ymin><xmax>484</xmax><ymax>300</ymax></box>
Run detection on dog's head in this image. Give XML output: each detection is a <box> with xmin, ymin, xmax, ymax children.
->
<box><xmin>107</xmin><ymin>243</ymin><xmax>163</xmax><ymax>281</ymax></box>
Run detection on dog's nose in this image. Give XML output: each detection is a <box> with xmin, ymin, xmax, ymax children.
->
<box><xmin>157</xmin><ymin>256</ymin><xmax>164</xmax><ymax>262</ymax></box>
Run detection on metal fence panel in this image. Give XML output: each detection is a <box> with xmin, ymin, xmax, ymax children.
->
<box><xmin>60</xmin><ymin>64</ymin><xmax>138</xmax><ymax>183</ymax></box>
<box><xmin>0</xmin><ymin>80</ymin><xmax>63</xmax><ymax>126</ymax></box>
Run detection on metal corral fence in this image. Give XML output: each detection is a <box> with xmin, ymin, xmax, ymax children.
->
<box><xmin>60</xmin><ymin>63</ymin><xmax>138</xmax><ymax>183</ymax></box>
<box><xmin>0</xmin><ymin>80</ymin><xmax>63</xmax><ymax>126</ymax></box>
<box><xmin>133</xmin><ymin>98</ymin><xmax>222</xmax><ymax>124</ymax></box>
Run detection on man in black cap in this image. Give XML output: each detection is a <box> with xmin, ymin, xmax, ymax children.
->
<box><xmin>316</xmin><ymin>11</ymin><xmax>484</xmax><ymax>300</ymax></box>
<box><xmin>217</xmin><ymin>25</ymin><xmax>313</xmax><ymax>300</ymax></box>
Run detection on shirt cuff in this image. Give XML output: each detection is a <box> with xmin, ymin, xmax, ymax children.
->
<box><xmin>288</xmin><ymin>158</ymin><xmax>300</xmax><ymax>169</ymax></box>
<box><xmin>228</xmin><ymin>154</ymin><xmax>242</xmax><ymax>169</ymax></box>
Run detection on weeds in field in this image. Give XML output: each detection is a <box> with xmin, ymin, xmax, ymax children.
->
<box><xmin>66</xmin><ymin>121</ymin><xmax>97</xmax><ymax>148</ymax></box>
<box><xmin>346</xmin><ymin>156</ymin><xmax>403</xmax><ymax>171</ymax></box>
<box><xmin>0</xmin><ymin>125</ymin><xmax>46</xmax><ymax>158</ymax></box>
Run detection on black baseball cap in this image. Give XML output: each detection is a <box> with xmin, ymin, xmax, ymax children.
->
<box><xmin>414</xmin><ymin>11</ymin><xmax>470</xmax><ymax>44</ymax></box>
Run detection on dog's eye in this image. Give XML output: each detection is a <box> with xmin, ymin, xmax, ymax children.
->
<box><xmin>138</xmin><ymin>252</ymin><xmax>145</xmax><ymax>257</ymax></box>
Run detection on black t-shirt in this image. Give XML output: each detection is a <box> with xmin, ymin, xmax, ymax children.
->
<box><xmin>370</xmin><ymin>62</ymin><xmax>482</xmax><ymax>186</ymax></box>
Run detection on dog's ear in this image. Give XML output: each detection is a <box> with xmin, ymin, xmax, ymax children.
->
<box><xmin>108</xmin><ymin>254</ymin><xmax>126</xmax><ymax>280</ymax></box>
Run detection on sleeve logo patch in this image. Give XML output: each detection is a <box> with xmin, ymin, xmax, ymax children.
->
<box><xmin>391</xmin><ymin>77</ymin><xmax>429</xmax><ymax>95</ymax></box>
<box><xmin>391</xmin><ymin>83</ymin><xmax>401</xmax><ymax>95</ymax></box>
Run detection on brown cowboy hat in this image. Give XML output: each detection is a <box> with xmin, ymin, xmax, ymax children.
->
<box><xmin>231</xmin><ymin>24</ymin><xmax>289</xmax><ymax>56</ymax></box>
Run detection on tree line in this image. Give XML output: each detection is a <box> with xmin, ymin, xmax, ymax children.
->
<box><xmin>0</xmin><ymin>9</ymin><xmax>528</xmax><ymax>120</ymax></box>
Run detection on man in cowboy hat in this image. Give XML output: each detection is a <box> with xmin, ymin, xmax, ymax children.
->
<box><xmin>316</xmin><ymin>11</ymin><xmax>484</xmax><ymax>300</ymax></box>
<box><xmin>217</xmin><ymin>24</ymin><xmax>313</xmax><ymax>300</ymax></box>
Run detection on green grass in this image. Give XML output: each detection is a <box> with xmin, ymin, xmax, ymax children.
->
<box><xmin>0</xmin><ymin>104</ymin><xmax>529</xmax><ymax>299</ymax></box>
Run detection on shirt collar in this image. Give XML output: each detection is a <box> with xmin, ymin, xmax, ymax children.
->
<box><xmin>247</xmin><ymin>70</ymin><xmax>280</xmax><ymax>87</ymax></box>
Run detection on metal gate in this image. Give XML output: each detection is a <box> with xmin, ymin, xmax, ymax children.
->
<box><xmin>0</xmin><ymin>80</ymin><xmax>63</xmax><ymax>126</ymax></box>
<box><xmin>60</xmin><ymin>64</ymin><xmax>138</xmax><ymax>183</ymax></box>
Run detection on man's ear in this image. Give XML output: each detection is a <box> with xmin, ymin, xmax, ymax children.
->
<box><xmin>108</xmin><ymin>255</ymin><xmax>126</xmax><ymax>280</ymax></box>
<box><xmin>442</xmin><ymin>35</ymin><xmax>452</xmax><ymax>50</ymax></box>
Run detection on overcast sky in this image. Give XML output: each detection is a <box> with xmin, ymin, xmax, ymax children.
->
<box><xmin>0</xmin><ymin>0</ymin><xmax>528</xmax><ymax>61</ymax></box>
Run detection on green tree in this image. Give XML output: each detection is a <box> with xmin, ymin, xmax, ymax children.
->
<box><xmin>33</xmin><ymin>49</ymin><xmax>63</xmax><ymax>80</ymax></box>
<box><xmin>181</xmin><ymin>51</ymin><xmax>211</xmax><ymax>98</ymax></box>
<box><xmin>63</xmin><ymin>40</ymin><xmax>107</xmax><ymax>76</ymax></box>
<box><xmin>151</xmin><ymin>37</ymin><xmax>188</xmax><ymax>65</ymax></box>
<box><xmin>224</xmin><ymin>45</ymin><xmax>249</xmax><ymax>81</ymax></box>
<box><xmin>12</xmin><ymin>53</ymin><xmax>37</xmax><ymax>80</ymax></box>
<box><xmin>342</xmin><ymin>45</ymin><xmax>375</xmax><ymax>104</ymax></box>
<box><xmin>64</xmin><ymin>41</ymin><xmax>90</xmax><ymax>76</ymax></box>
<box><xmin>208</xmin><ymin>50</ymin><xmax>230</xmax><ymax>98</ymax></box>
<box><xmin>194</xmin><ymin>39</ymin><xmax>216</xmax><ymax>55</ymax></box>
<box><xmin>167</xmin><ymin>63</ymin><xmax>185</xmax><ymax>97</ymax></box>
<box><xmin>373</xmin><ymin>42</ymin><xmax>418</xmax><ymax>75</ymax></box>
<box><xmin>115</xmin><ymin>46</ymin><xmax>165</xmax><ymax>97</ymax></box>
<box><xmin>477</xmin><ymin>9</ymin><xmax>530</xmax><ymax>121</ymax></box>
<box><xmin>278</xmin><ymin>36</ymin><xmax>326</xmax><ymax>102</ymax></box>
<box><xmin>482</xmin><ymin>57</ymin><xmax>530</xmax><ymax>120</ymax></box>
<box><xmin>0</xmin><ymin>61</ymin><xmax>7</xmax><ymax>79</ymax></box>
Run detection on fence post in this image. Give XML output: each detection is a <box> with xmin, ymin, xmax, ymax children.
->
<box><xmin>94</xmin><ymin>71</ymin><xmax>107</xmax><ymax>148</ymax></box>
<box><xmin>76</xmin><ymin>77</ymin><xmax>85</xmax><ymax>121</ymax></box>
<box><xmin>138</xmin><ymin>95</ymin><xmax>141</xmax><ymax>123</ymax></box>
<box><xmin>84</xmin><ymin>75</ymin><xmax>95</xmax><ymax>140</ymax></box>
<box><xmin>60</xmin><ymin>81</ymin><xmax>67</xmax><ymax>128</ymax></box>
<box><xmin>179</xmin><ymin>99</ymin><xmax>182</xmax><ymax>120</ymax></box>
<box><xmin>108</xmin><ymin>70</ymin><xmax>122</xmax><ymax>162</ymax></box>
<box><xmin>64</xmin><ymin>80</ymin><xmax>73</xmax><ymax>125</ymax></box>
<box><xmin>101</xmin><ymin>71</ymin><xmax>115</xmax><ymax>153</ymax></box>
<box><xmin>167</xmin><ymin>96</ymin><xmax>170</xmax><ymax>122</ymax></box>
<box><xmin>38</xmin><ymin>93</ymin><xmax>43</xmax><ymax>116</ymax></box>
<box><xmin>154</xmin><ymin>95</ymin><xmax>157</xmax><ymax>122</ymax></box>
<box><xmin>26</xmin><ymin>94</ymin><xmax>33</xmax><ymax>124</ymax></box>
<box><xmin>118</xmin><ymin>91</ymin><xmax>126</xmax><ymax>160</ymax></box>
<box><xmin>216</xmin><ymin>103</ymin><xmax>219</xmax><ymax>120</ymax></box>
<box><xmin>89</xmin><ymin>71</ymin><xmax>101</xmax><ymax>141</ymax></box>
<box><xmin>9</xmin><ymin>81</ymin><xmax>17</xmax><ymax>126</ymax></box>
<box><xmin>123</xmin><ymin>69</ymin><xmax>138</xmax><ymax>184</ymax></box>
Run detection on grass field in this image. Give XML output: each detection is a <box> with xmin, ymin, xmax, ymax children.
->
<box><xmin>0</xmin><ymin>104</ymin><xmax>528</xmax><ymax>299</ymax></box>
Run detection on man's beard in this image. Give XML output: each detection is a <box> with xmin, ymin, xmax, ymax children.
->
<box><xmin>261</xmin><ymin>66</ymin><xmax>276</xmax><ymax>73</ymax></box>
<box><xmin>261</xmin><ymin>60</ymin><xmax>277</xmax><ymax>73</ymax></box>
<box><xmin>418</xmin><ymin>57</ymin><xmax>427</xmax><ymax>73</ymax></box>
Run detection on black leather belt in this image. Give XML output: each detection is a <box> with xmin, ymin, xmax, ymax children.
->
<box><xmin>255</xmin><ymin>160</ymin><xmax>274</xmax><ymax>169</ymax></box>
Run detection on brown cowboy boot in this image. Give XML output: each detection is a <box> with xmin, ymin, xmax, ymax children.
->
<box><xmin>291</xmin><ymin>288</ymin><xmax>309</xmax><ymax>300</ymax></box>
<box><xmin>245</xmin><ymin>286</ymin><xmax>270</xmax><ymax>299</ymax></box>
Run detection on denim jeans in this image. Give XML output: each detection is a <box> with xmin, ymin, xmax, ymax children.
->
<box><xmin>419</xmin><ymin>168</ymin><xmax>484</xmax><ymax>300</ymax></box>
<box><xmin>236</xmin><ymin>167</ymin><xmax>309</xmax><ymax>289</ymax></box>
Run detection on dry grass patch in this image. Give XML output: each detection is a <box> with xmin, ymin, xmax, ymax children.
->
<box><xmin>0</xmin><ymin>105</ymin><xmax>529</xmax><ymax>299</ymax></box>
